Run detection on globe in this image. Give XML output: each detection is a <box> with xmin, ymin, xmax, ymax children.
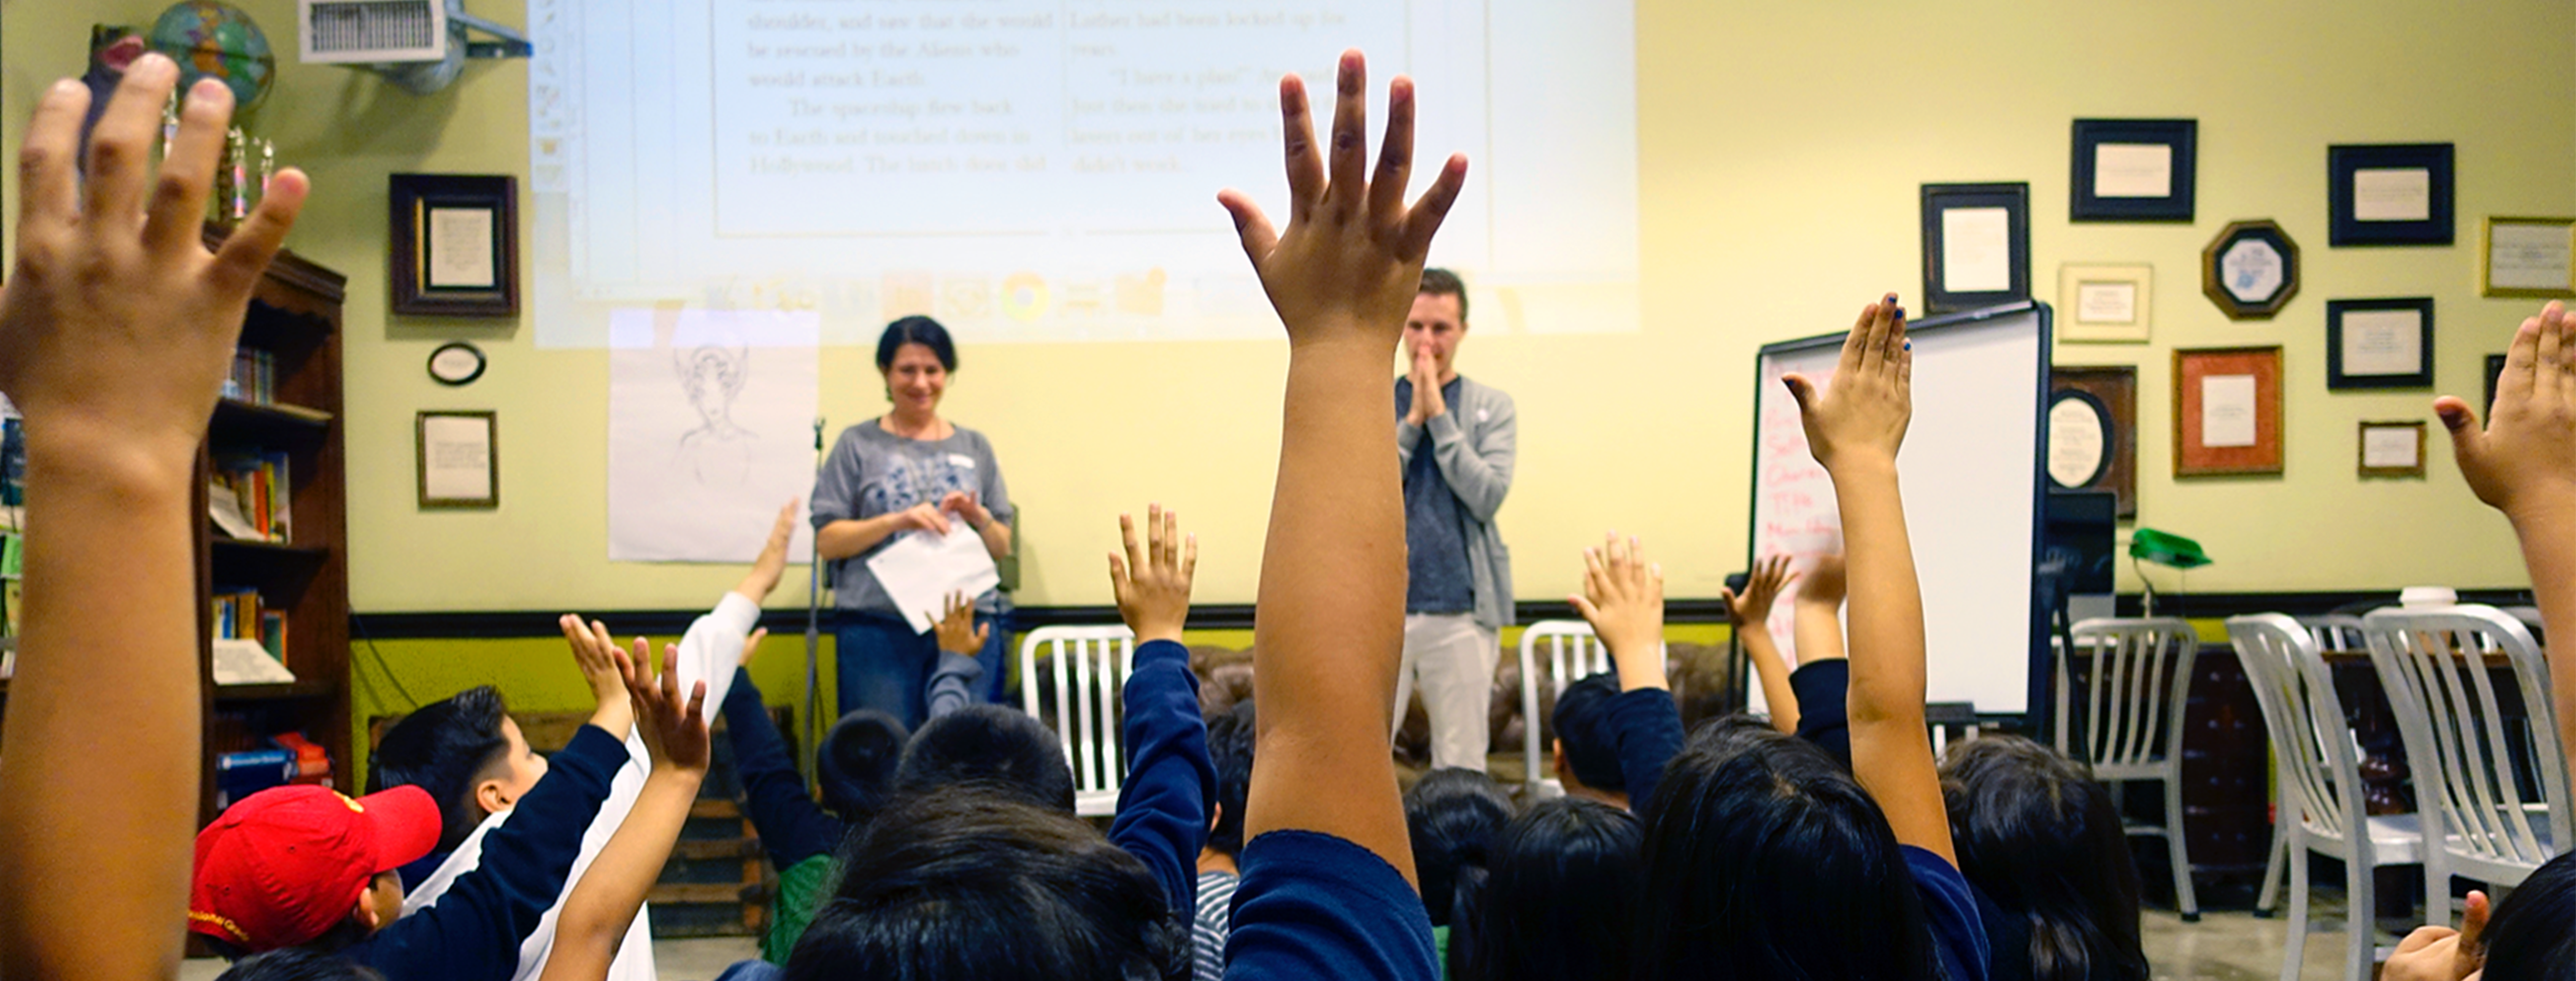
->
<box><xmin>148</xmin><ymin>1</ymin><xmax>275</xmax><ymax>112</ymax></box>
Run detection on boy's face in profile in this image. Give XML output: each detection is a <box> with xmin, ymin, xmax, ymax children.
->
<box><xmin>363</xmin><ymin>871</ymin><xmax>405</xmax><ymax>931</ymax></box>
<box><xmin>481</xmin><ymin>717</ymin><xmax>549</xmax><ymax>814</ymax></box>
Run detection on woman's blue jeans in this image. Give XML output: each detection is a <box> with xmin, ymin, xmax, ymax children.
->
<box><xmin>836</xmin><ymin>611</ymin><xmax>1005</xmax><ymax>729</ymax></box>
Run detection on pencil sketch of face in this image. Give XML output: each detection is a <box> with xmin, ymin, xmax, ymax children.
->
<box><xmin>675</xmin><ymin>336</ymin><xmax>750</xmax><ymax>434</ymax></box>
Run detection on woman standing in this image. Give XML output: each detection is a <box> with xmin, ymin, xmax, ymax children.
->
<box><xmin>812</xmin><ymin>316</ymin><xmax>1013</xmax><ymax>728</ymax></box>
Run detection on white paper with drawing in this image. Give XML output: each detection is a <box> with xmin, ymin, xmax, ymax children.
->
<box><xmin>608</xmin><ymin>308</ymin><xmax>820</xmax><ymax>562</ymax></box>
<box><xmin>869</xmin><ymin>523</ymin><xmax>1002</xmax><ymax>633</ymax></box>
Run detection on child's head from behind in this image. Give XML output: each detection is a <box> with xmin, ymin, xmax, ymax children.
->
<box><xmin>1637</xmin><ymin>718</ymin><xmax>1935</xmax><ymax>981</ymax></box>
<box><xmin>1549</xmin><ymin>673</ymin><xmax>1628</xmax><ymax>802</ymax></box>
<box><xmin>1467</xmin><ymin>797</ymin><xmax>1643</xmax><ymax>981</ymax></box>
<box><xmin>792</xmin><ymin>784</ymin><xmax>1184</xmax><ymax>981</ymax></box>
<box><xmin>213</xmin><ymin>949</ymin><xmax>387</xmax><ymax>981</ymax></box>
<box><xmin>1205</xmin><ymin>701</ymin><xmax>1257</xmax><ymax>859</ymax></box>
<box><xmin>1402</xmin><ymin>766</ymin><xmax>1515</xmax><ymax>929</ymax></box>
<box><xmin>895</xmin><ymin>704</ymin><xmax>1076</xmax><ymax>812</ymax></box>
<box><xmin>817</xmin><ymin>708</ymin><xmax>909</xmax><ymax>824</ymax></box>
<box><xmin>2477</xmin><ymin>848</ymin><xmax>2576</xmax><ymax>981</ymax></box>
<box><xmin>189</xmin><ymin>785</ymin><xmax>442</xmax><ymax>956</ymax></box>
<box><xmin>1940</xmin><ymin>734</ymin><xmax>2146</xmax><ymax>981</ymax></box>
<box><xmin>367</xmin><ymin>685</ymin><xmax>545</xmax><ymax>853</ymax></box>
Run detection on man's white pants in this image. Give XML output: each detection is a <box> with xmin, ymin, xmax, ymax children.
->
<box><xmin>1393</xmin><ymin>613</ymin><xmax>1500</xmax><ymax>772</ymax></box>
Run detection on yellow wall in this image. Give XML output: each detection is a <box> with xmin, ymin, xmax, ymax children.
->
<box><xmin>6</xmin><ymin>3</ymin><xmax>2572</xmax><ymax>675</ymax></box>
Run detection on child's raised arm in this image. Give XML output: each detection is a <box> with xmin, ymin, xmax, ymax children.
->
<box><xmin>1218</xmin><ymin>49</ymin><xmax>1465</xmax><ymax>877</ymax></box>
<box><xmin>1781</xmin><ymin>297</ymin><xmax>1952</xmax><ymax>863</ymax></box>
<box><xmin>1725</xmin><ymin>556</ymin><xmax>1800</xmax><ymax>732</ymax></box>
<box><xmin>2435</xmin><ymin>300</ymin><xmax>2576</xmax><ymax>773</ymax></box>
<box><xmin>540</xmin><ymin>640</ymin><xmax>711</xmax><ymax>981</ymax></box>
<box><xmin>0</xmin><ymin>57</ymin><xmax>306</xmax><ymax>981</ymax></box>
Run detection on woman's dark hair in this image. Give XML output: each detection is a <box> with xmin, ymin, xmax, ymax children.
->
<box><xmin>1403</xmin><ymin>767</ymin><xmax>1515</xmax><ymax>933</ymax></box>
<box><xmin>1464</xmin><ymin>797</ymin><xmax>1642</xmax><ymax>981</ymax></box>
<box><xmin>2478</xmin><ymin>848</ymin><xmax>2576</xmax><ymax>981</ymax></box>
<box><xmin>875</xmin><ymin>315</ymin><xmax>958</xmax><ymax>372</ymax></box>
<box><xmin>817</xmin><ymin>708</ymin><xmax>909</xmax><ymax>825</ymax></box>
<box><xmin>215</xmin><ymin>948</ymin><xmax>385</xmax><ymax>980</ymax></box>
<box><xmin>1637</xmin><ymin>717</ymin><xmax>1937</xmax><ymax>981</ymax></box>
<box><xmin>366</xmin><ymin>685</ymin><xmax>511</xmax><ymax>853</ymax></box>
<box><xmin>895</xmin><ymin>704</ymin><xmax>1077</xmax><ymax>813</ymax></box>
<box><xmin>795</xmin><ymin>785</ymin><xmax>1186</xmax><ymax>981</ymax></box>
<box><xmin>1941</xmin><ymin>734</ymin><xmax>2147</xmax><ymax>981</ymax></box>
<box><xmin>1204</xmin><ymin>701</ymin><xmax>1257</xmax><ymax>859</ymax></box>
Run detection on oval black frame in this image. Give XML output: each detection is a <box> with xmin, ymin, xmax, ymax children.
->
<box><xmin>427</xmin><ymin>341</ymin><xmax>488</xmax><ymax>386</ymax></box>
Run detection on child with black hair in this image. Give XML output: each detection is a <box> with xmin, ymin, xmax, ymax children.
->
<box><xmin>1193</xmin><ymin>701</ymin><xmax>1258</xmax><ymax>981</ymax></box>
<box><xmin>1547</xmin><ymin>674</ymin><xmax>1632</xmax><ymax>810</ymax></box>
<box><xmin>215</xmin><ymin>950</ymin><xmax>387</xmax><ymax>981</ymax></box>
<box><xmin>892</xmin><ymin>702</ymin><xmax>1081</xmax><ymax>811</ymax></box>
<box><xmin>1462</xmin><ymin>797</ymin><xmax>1643</xmax><ymax>981</ymax></box>
<box><xmin>1940</xmin><ymin>735</ymin><xmax>2146</xmax><ymax>981</ymax></box>
<box><xmin>369</xmin><ymin>685</ymin><xmax>548</xmax><ymax>881</ymax></box>
<box><xmin>1404</xmin><ymin>768</ymin><xmax>1515</xmax><ymax>977</ymax></box>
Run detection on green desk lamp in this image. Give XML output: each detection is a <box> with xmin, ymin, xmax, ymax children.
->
<box><xmin>2129</xmin><ymin>528</ymin><xmax>2210</xmax><ymax>617</ymax></box>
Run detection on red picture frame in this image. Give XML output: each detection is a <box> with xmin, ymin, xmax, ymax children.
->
<box><xmin>2172</xmin><ymin>346</ymin><xmax>2283</xmax><ymax>477</ymax></box>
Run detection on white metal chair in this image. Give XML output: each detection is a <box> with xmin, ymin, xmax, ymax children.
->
<box><xmin>1517</xmin><ymin>620</ymin><xmax>1614</xmax><ymax>796</ymax></box>
<box><xmin>2362</xmin><ymin>605</ymin><xmax>2569</xmax><ymax>923</ymax></box>
<box><xmin>2256</xmin><ymin>614</ymin><xmax>2378</xmax><ymax>915</ymax></box>
<box><xmin>2058</xmin><ymin>617</ymin><xmax>2202</xmax><ymax>920</ymax></box>
<box><xmin>1017</xmin><ymin>625</ymin><xmax>1137</xmax><ymax>817</ymax></box>
<box><xmin>2228</xmin><ymin>614</ymin><xmax>2426</xmax><ymax>981</ymax></box>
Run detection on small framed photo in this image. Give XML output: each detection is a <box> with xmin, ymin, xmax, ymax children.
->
<box><xmin>2070</xmin><ymin>119</ymin><xmax>2196</xmax><ymax>222</ymax></box>
<box><xmin>2358</xmin><ymin>421</ymin><xmax>2427</xmax><ymax>478</ymax></box>
<box><xmin>2487</xmin><ymin>353</ymin><xmax>2510</xmax><ymax>419</ymax></box>
<box><xmin>390</xmin><ymin>174</ymin><xmax>520</xmax><ymax>317</ymax></box>
<box><xmin>2481</xmin><ymin>216</ymin><xmax>2576</xmax><ymax>298</ymax></box>
<box><xmin>2048</xmin><ymin>365</ymin><xmax>2139</xmax><ymax>517</ymax></box>
<box><xmin>2173</xmin><ymin>346</ymin><xmax>2284</xmax><ymax>478</ymax></box>
<box><xmin>2202</xmin><ymin>220</ymin><xmax>2301</xmax><ymax>320</ymax></box>
<box><xmin>417</xmin><ymin>411</ymin><xmax>499</xmax><ymax>509</ymax></box>
<box><xmin>1921</xmin><ymin>182</ymin><xmax>2031</xmax><ymax>314</ymax></box>
<box><xmin>2057</xmin><ymin>264</ymin><xmax>2153</xmax><ymax>343</ymax></box>
<box><xmin>2328</xmin><ymin>144</ymin><xmax>2455</xmax><ymax>247</ymax></box>
<box><xmin>2326</xmin><ymin>297</ymin><xmax>2435</xmax><ymax>390</ymax></box>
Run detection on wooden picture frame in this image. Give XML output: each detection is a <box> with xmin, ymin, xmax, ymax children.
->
<box><xmin>390</xmin><ymin>174</ymin><xmax>519</xmax><ymax>317</ymax></box>
<box><xmin>2048</xmin><ymin>365</ymin><xmax>2138</xmax><ymax>517</ymax></box>
<box><xmin>2070</xmin><ymin>119</ymin><xmax>2196</xmax><ymax>222</ymax></box>
<box><xmin>2202</xmin><ymin>220</ymin><xmax>2301</xmax><ymax>320</ymax></box>
<box><xmin>2481</xmin><ymin>216</ymin><xmax>2576</xmax><ymax>298</ymax></box>
<box><xmin>2325</xmin><ymin>297</ymin><xmax>2435</xmax><ymax>390</ymax></box>
<box><xmin>1921</xmin><ymin>183</ymin><xmax>2031</xmax><ymax>314</ymax></box>
<box><xmin>2057</xmin><ymin>263</ymin><xmax>2153</xmax><ymax>344</ymax></box>
<box><xmin>2358</xmin><ymin>421</ymin><xmax>2427</xmax><ymax>478</ymax></box>
<box><xmin>2173</xmin><ymin>347</ymin><xmax>2284</xmax><ymax>477</ymax></box>
<box><xmin>2328</xmin><ymin>143</ymin><xmax>2455</xmax><ymax>247</ymax></box>
<box><xmin>416</xmin><ymin>411</ymin><xmax>498</xmax><ymax>509</ymax></box>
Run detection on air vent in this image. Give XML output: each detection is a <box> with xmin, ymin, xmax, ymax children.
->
<box><xmin>301</xmin><ymin>0</ymin><xmax>446</xmax><ymax>63</ymax></box>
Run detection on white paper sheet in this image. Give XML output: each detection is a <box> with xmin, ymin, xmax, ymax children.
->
<box><xmin>2202</xmin><ymin>375</ymin><xmax>2258</xmax><ymax>448</ymax></box>
<box><xmin>426</xmin><ymin>207</ymin><xmax>498</xmax><ymax>288</ymax></box>
<box><xmin>421</xmin><ymin>415</ymin><xmax>494</xmax><ymax>501</ymax></box>
<box><xmin>2092</xmin><ymin>143</ymin><xmax>2172</xmax><ymax>198</ymax></box>
<box><xmin>608</xmin><ymin>308</ymin><xmax>820</xmax><ymax>562</ymax></box>
<box><xmin>2363</xmin><ymin>426</ymin><xmax>2420</xmax><ymax>468</ymax></box>
<box><xmin>2491</xmin><ymin>223</ymin><xmax>2574</xmax><ymax>290</ymax></box>
<box><xmin>2341</xmin><ymin>309</ymin><xmax>2423</xmax><ymax>377</ymax></box>
<box><xmin>1941</xmin><ymin>207</ymin><xmax>2011</xmax><ymax>293</ymax></box>
<box><xmin>2353</xmin><ymin>168</ymin><xmax>2432</xmax><ymax>222</ymax></box>
<box><xmin>868</xmin><ymin>523</ymin><xmax>1002</xmax><ymax>633</ymax></box>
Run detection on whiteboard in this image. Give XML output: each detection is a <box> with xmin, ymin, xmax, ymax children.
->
<box><xmin>1747</xmin><ymin>302</ymin><xmax>2050</xmax><ymax>716</ymax></box>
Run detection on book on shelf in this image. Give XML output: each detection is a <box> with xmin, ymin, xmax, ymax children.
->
<box><xmin>208</xmin><ymin>451</ymin><xmax>291</xmax><ymax>542</ymax></box>
<box><xmin>210</xmin><ymin>590</ymin><xmax>286</xmax><ymax>656</ymax></box>
<box><xmin>223</xmin><ymin>348</ymin><xmax>277</xmax><ymax>404</ymax></box>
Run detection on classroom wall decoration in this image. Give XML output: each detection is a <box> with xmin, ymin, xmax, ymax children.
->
<box><xmin>2057</xmin><ymin>264</ymin><xmax>2153</xmax><ymax>343</ymax></box>
<box><xmin>606</xmin><ymin>308</ymin><xmax>821</xmax><ymax>563</ymax></box>
<box><xmin>2357</xmin><ymin>420</ymin><xmax>2427</xmax><ymax>478</ymax></box>
<box><xmin>1920</xmin><ymin>182</ymin><xmax>2032</xmax><ymax>313</ymax></box>
<box><xmin>389</xmin><ymin>174</ymin><xmax>520</xmax><ymax>317</ymax></box>
<box><xmin>2325</xmin><ymin>297</ymin><xmax>2435</xmax><ymax>390</ymax></box>
<box><xmin>2173</xmin><ymin>346</ymin><xmax>2285</xmax><ymax>477</ymax></box>
<box><xmin>2069</xmin><ymin>119</ymin><xmax>2197</xmax><ymax>222</ymax></box>
<box><xmin>2480</xmin><ymin>216</ymin><xmax>2576</xmax><ymax>298</ymax></box>
<box><xmin>2048</xmin><ymin>365</ymin><xmax>2139</xmax><ymax>517</ymax></box>
<box><xmin>2202</xmin><ymin>220</ymin><xmax>2301</xmax><ymax>319</ymax></box>
<box><xmin>2327</xmin><ymin>143</ymin><xmax>2456</xmax><ymax>246</ymax></box>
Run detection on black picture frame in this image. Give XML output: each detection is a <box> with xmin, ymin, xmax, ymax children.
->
<box><xmin>2328</xmin><ymin>143</ymin><xmax>2455</xmax><ymax>247</ymax></box>
<box><xmin>2202</xmin><ymin>219</ymin><xmax>2301</xmax><ymax>320</ymax></box>
<box><xmin>2325</xmin><ymin>297</ymin><xmax>2435</xmax><ymax>390</ymax></box>
<box><xmin>1920</xmin><ymin>183</ymin><xmax>2031</xmax><ymax>314</ymax></box>
<box><xmin>2487</xmin><ymin>353</ymin><xmax>2510</xmax><ymax>420</ymax></box>
<box><xmin>390</xmin><ymin>174</ymin><xmax>520</xmax><ymax>317</ymax></box>
<box><xmin>2070</xmin><ymin>119</ymin><xmax>2196</xmax><ymax>222</ymax></box>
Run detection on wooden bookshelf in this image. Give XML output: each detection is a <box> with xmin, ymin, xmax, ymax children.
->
<box><xmin>196</xmin><ymin>228</ymin><xmax>350</xmax><ymax>825</ymax></box>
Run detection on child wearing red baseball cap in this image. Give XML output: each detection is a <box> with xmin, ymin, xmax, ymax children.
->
<box><xmin>188</xmin><ymin>785</ymin><xmax>443</xmax><ymax>952</ymax></box>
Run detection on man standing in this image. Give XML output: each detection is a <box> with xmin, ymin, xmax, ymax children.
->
<box><xmin>1394</xmin><ymin>268</ymin><xmax>1516</xmax><ymax>772</ymax></box>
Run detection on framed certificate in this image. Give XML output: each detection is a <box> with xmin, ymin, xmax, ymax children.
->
<box><xmin>2202</xmin><ymin>220</ymin><xmax>2301</xmax><ymax>320</ymax></box>
<box><xmin>2048</xmin><ymin>365</ymin><xmax>2138</xmax><ymax>517</ymax></box>
<box><xmin>2325</xmin><ymin>297</ymin><xmax>2434</xmax><ymax>390</ymax></box>
<box><xmin>2481</xmin><ymin>217</ymin><xmax>2576</xmax><ymax>298</ymax></box>
<box><xmin>417</xmin><ymin>411</ymin><xmax>499</xmax><ymax>509</ymax></box>
<box><xmin>2358</xmin><ymin>421</ymin><xmax>2427</xmax><ymax>478</ymax></box>
<box><xmin>2056</xmin><ymin>264</ymin><xmax>2153</xmax><ymax>344</ymax></box>
<box><xmin>390</xmin><ymin>174</ymin><xmax>520</xmax><ymax>317</ymax></box>
<box><xmin>2070</xmin><ymin>119</ymin><xmax>2196</xmax><ymax>222</ymax></box>
<box><xmin>1920</xmin><ymin>183</ymin><xmax>2031</xmax><ymax>314</ymax></box>
<box><xmin>2328</xmin><ymin>144</ymin><xmax>2455</xmax><ymax>247</ymax></box>
<box><xmin>2174</xmin><ymin>347</ymin><xmax>2284</xmax><ymax>477</ymax></box>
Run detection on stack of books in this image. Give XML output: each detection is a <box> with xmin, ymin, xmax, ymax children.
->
<box><xmin>211</xmin><ymin>589</ymin><xmax>286</xmax><ymax>661</ymax></box>
<box><xmin>210</xmin><ymin>452</ymin><xmax>292</xmax><ymax>543</ymax></box>
<box><xmin>224</xmin><ymin>348</ymin><xmax>279</xmax><ymax>403</ymax></box>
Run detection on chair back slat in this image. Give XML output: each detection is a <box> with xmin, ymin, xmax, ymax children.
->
<box><xmin>1517</xmin><ymin>620</ymin><xmax>1616</xmax><ymax>792</ymax></box>
<box><xmin>2062</xmin><ymin>618</ymin><xmax>2198</xmax><ymax>771</ymax></box>
<box><xmin>2226</xmin><ymin>615</ymin><xmax>2369</xmax><ymax>846</ymax></box>
<box><xmin>1017</xmin><ymin>625</ymin><xmax>1137</xmax><ymax>815</ymax></box>
<box><xmin>2364</xmin><ymin>607</ymin><xmax>2569</xmax><ymax>879</ymax></box>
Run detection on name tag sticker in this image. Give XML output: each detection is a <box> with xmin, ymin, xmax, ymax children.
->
<box><xmin>1477</xmin><ymin>408</ymin><xmax>1491</xmax><ymax>423</ymax></box>
<box><xmin>947</xmin><ymin>453</ymin><xmax>977</xmax><ymax>469</ymax></box>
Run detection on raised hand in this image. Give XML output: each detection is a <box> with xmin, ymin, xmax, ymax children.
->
<box><xmin>736</xmin><ymin>626</ymin><xmax>769</xmax><ymax>673</ymax></box>
<box><xmin>898</xmin><ymin>501</ymin><xmax>954</xmax><ymax>536</ymax></box>
<box><xmin>1721</xmin><ymin>554</ymin><xmax>1799</xmax><ymax>627</ymax></box>
<box><xmin>559</xmin><ymin>615</ymin><xmax>637</xmax><ymax>738</ymax></box>
<box><xmin>931</xmin><ymin>591</ymin><xmax>990</xmax><ymax>655</ymax></box>
<box><xmin>2382</xmin><ymin>890</ymin><xmax>2488</xmax><ymax>981</ymax></box>
<box><xmin>2439</xmin><ymin>302</ymin><xmax>2576</xmax><ymax>523</ymax></box>
<box><xmin>1110</xmin><ymin>505</ymin><xmax>1196</xmax><ymax>645</ymax></box>
<box><xmin>0</xmin><ymin>58</ymin><xmax>308</xmax><ymax>476</ymax></box>
<box><xmin>617</xmin><ymin>639</ymin><xmax>710</xmax><ymax>774</ymax></box>
<box><xmin>1569</xmin><ymin>533</ymin><xmax>1667</xmax><ymax>691</ymax></box>
<box><xmin>1217</xmin><ymin>50</ymin><xmax>1468</xmax><ymax>345</ymax></box>
<box><xmin>1784</xmin><ymin>296</ymin><xmax>1912</xmax><ymax>474</ymax></box>
<box><xmin>736</xmin><ymin>500</ymin><xmax>798</xmax><ymax>603</ymax></box>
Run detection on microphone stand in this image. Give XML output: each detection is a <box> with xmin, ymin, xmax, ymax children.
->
<box><xmin>803</xmin><ymin>417</ymin><xmax>825</xmax><ymax>785</ymax></box>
